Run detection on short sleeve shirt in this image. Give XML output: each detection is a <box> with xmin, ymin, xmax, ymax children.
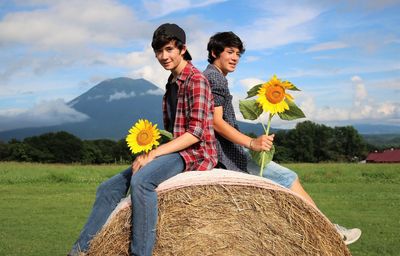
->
<box><xmin>203</xmin><ymin>64</ymin><xmax>248</xmax><ymax>173</ymax></box>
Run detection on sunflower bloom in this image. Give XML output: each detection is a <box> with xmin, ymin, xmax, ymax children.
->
<box><xmin>256</xmin><ymin>75</ymin><xmax>294</xmax><ymax>115</ymax></box>
<box><xmin>126</xmin><ymin>119</ymin><xmax>161</xmax><ymax>154</ymax></box>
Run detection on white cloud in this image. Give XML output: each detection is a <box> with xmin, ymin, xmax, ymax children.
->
<box><xmin>107</xmin><ymin>91</ymin><xmax>136</xmax><ymax>102</ymax></box>
<box><xmin>0</xmin><ymin>99</ymin><xmax>89</xmax><ymax>131</ymax></box>
<box><xmin>100</xmin><ymin>46</ymin><xmax>169</xmax><ymax>89</ymax></box>
<box><xmin>351</xmin><ymin>75</ymin><xmax>368</xmax><ymax>107</ymax></box>
<box><xmin>142</xmin><ymin>0</ymin><xmax>226</xmax><ymax>18</ymax></box>
<box><xmin>280</xmin><ymin>60</ymin><xmax>400</xmax><ymax>79</ymax></box>
<box><xmin>296</xmin><ymin>76</ymin><xmax>400</xmax><ymax>125</ymax></box>
<box><xmin>305</xmin><ymin>41</ymin><xmax>348</xmax><ymax>52</ymax></box>
<box><xmin>377</xmin><ymin>102</ymin><xmax>397</xmax><ymax>116</ymax></box>
<box><xmin>238</xmin><ymin>4</ymin><xmax>321</xmax><ymax>50</ymax></box>
<box><xmin>370</xmin><ymin>77</ymin><xmax>400</xmax><ymax>90</ymax></box>
<box><xmin>0</xmin><ymin>0</ymin><xmax>147</xmax><ymax>50</ymax></box>
<box><xmin>239</xmin><ymin>78</ymin><xmax>264</xmax><ymax>91</ymax></box>
<box><xmin>243</xmin><ymin>56</ymin><xmax>261</xmax><ymax>63</ymax></box>
<box><xmin>0</xmin><ymin>0</ymin><xmax>152</xmax><ymax>81</ymax></box>
<box><xmin>234</xmin><ymin>74</ymin><xmax>400</xmax><ymax>129</ymax></box>
<box><xmin>141</xmin><ymin>89</ymin><xmax>165</xmax><ymax>96</ymax></box>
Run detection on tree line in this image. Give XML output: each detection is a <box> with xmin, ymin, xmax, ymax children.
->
<box><xmin>251</xmin><ymin>121</ymin><xmax>369</xmax><ymax>163</ymax></box>
<box><xmin>0</xmin><ymin>132</ymin><xmax>133</xmax><ymax>164</ymax></box>
<box><xmin>0</xmin><ymin>121</ymin><xmax>370</xmax><ymax>164</ymax></box>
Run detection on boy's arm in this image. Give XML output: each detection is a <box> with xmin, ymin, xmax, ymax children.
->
<box><xmin>133</xmin><ymin>74</ymin><xmax>209</xmax><ymax>172</ymax></box>
<box><xmin>152</xmin><ymin>132</ymin><xmax>199</xmax><ymax>157</ymax></box>
<box><xmin>213</xmin><ymin>106</ymin><xmax>274</xmax><ymax>152</ymax></box>
<box><xmin>132</xmin><ymin>133</ymin><xmax>198</xmax><ymax>172</ymax></box>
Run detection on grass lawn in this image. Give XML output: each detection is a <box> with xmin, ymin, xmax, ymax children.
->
<box><xmin>0</xmin><ymin>162</ymin><xmax>399</xmax><ymax>256</ymax></box>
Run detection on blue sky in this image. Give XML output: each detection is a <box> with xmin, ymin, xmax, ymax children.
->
<box><xmin>0</xmin><ymin>0</ymin><xmax>399</xmax><ymax>131</ymax></box>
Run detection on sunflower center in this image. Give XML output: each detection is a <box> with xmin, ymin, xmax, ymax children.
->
<box><xmin>265</xmin><ymin>85</ymin><xmax>285</xmax><ymax>104</ymax></box>
<box><xmin>137</xmin><ymin>130</ymin><xmax>153</xmax><ymax>146</ymax></box>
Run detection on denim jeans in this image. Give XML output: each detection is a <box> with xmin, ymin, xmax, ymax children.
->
<box><xmin>130</xmin><ymin>153</ymin><xmax>184</xmax><ymax>255</ymax></box>
<box><xmin>245</xmin><ymin>150</ymin><xmax>298</xmax><ymax>188</ymax></box>
<box><xmin>69</xmin><ymin>153</ymin><xmax>185</xmax><ymax>256</ymax></box>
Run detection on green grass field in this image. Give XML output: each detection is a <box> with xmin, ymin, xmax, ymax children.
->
<box><xmin>0</xmin><ymin>162</ymin><xmax>399</xmax><ymax>256</ymax></box>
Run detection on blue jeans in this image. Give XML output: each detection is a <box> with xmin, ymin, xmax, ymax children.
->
<box><xmin>69</xmin><ymin>153</ymin><xmax>185</xmax><ymax>256</ymax></box>
<box><xmin>245</xmin><ymin>151</ymin><xmax>297</xmax><ymax>188</ymax></box>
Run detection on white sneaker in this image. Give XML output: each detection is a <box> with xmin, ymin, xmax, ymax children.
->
<box><xmin>334</xmin><ymin>223</ymin><xmax>362</xmax><ymax>245</ymax></box>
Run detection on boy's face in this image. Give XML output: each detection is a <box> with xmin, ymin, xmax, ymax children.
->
<box><xmin>213</xmin><ymin>47</ymin><xmax>241</xmax><ymax>75</ymax></box>
<box><xmin>155</xmin><ymin>41</ymin><xmax>186</xmax><ymax>72</ymax></box>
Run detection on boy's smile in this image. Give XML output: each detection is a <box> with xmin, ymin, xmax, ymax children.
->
<box><xmin>212</xmin><ymin>47</ymin><xmax>241</xmax><ymax>76</ymax></box>
<box><xmin>155</xmin><ymin>41</ymin><xmax>187</xmax><ymax>75</ymax></box>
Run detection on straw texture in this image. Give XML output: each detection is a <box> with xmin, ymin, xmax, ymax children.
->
<box><xmin>84</xmin><ymin>169</ymin><xmax>351</xmax><ymax>256</ymax></box>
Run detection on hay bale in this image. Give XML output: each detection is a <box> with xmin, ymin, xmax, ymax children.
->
<box><xmin>84</xmin><ymin>169</ymin><xmax>351</xmax><ymax>256</ymax></box>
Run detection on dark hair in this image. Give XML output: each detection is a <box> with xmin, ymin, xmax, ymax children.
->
<box><xmin>207</xmin><ymin>32</ymin><xmax>245</xmax><ymax>64</ymax></box>
<box><xmin>151</xmin><ymin>32</ymin><xmax>189</xmax><ymax>60</ymax></box>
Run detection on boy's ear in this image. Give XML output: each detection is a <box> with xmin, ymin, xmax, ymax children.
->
<box><xmin>211</xmin><ymin>50</ymin><xmax>217</xmax><ymax>59</ymax></box>
<box><xmin>180</xmin><ymin>45</ymin><xmax>187</xmax><ymax>56</ymax></box>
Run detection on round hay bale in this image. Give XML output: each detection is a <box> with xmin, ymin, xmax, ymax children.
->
<box><xmin>84</xmin><ymin>169</ymin><xmax>351</xmax><ymax>256</ymax></box>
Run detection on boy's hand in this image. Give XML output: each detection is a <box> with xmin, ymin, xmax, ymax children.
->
<box><xmin>131</xmin><ymin>150</ymin><xmax>157</xmax><ymax>173</ymax></box>
<box><xmin>250</xmin><ymin>134</ymin><xmax>274</xmax><ymax>152</ymax></box>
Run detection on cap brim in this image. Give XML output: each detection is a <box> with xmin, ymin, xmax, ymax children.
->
<box><xmin>184</xmin><ymin>50</ymin><xmax>192</xmax><ymax>61</ymax></box>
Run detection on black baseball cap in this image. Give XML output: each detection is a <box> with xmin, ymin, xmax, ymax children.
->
<box><xmin>152</xmin><ymin>23</ymin><xmax>192</xmax><ymax>60</ymax></box>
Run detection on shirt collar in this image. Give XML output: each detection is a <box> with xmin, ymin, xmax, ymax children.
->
<box><xmin>207</xmin><ymin>64</ymin><xmax>228</xmax><ymax>82</ymax></box>
<box><xmin>207</xmin><ymin>63</ymin><xmax>220</xmax><ymax>73</ymax></box>
<box><xmin>167</xmin><ymin>61</ymin><xmax>193</xmax><ymax>84</ymax></box>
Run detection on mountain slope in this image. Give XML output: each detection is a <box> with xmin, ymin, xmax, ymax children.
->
<box><xmin>1</xmin><ymin>77</ymin><xmax>399</xmax><ymax>142</ymax></box>
<box><xmin>0</xmin><ymin>78</ymin><xmax>164</xmax><ymax>141</ymax></box>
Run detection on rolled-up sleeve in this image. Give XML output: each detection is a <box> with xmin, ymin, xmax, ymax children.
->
<box><xmin>186</xmin><ymin>74</ymin><xmax>212</xmax><ymax>140</ymax></box>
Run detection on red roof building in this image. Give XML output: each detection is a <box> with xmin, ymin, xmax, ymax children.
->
<box><xmin>366</xmin><ymin>148</ymin><xmax>400</xmax><ymax>163</ymax></box>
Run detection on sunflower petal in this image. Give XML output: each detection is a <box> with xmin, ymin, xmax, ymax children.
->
<box><xmin>126</xmin><ymin>119</ymin><xmax>161</xmax><ymax>154</ymax></box>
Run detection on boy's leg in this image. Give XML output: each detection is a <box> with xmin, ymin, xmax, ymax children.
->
<box><xmin>130</xmin><ymin>153</ymin><xmax>185</xmax><ymax>256</ymax></box>
<box><xmin>68</xmin><ymin>168</ymin><xmax>132</xmax><ymax>255</ymax></box>
<box><xmin>289</xmin><ymin>177</ymin><xmax>317</xmax><ymax>207</ymax></box>
<box><xmin>247</xmin><ymin>158</ymin><xmax>297</xmax><ymax>187</ymax></box>
<box><xmin>247</xmin><ymin>157</ymin><xmax>361</xmax><ymax>244</ymax></box>
<box><xmin>248</xmin><ymin>159</ymin><xmax>317</xmax><ymax>206</ymax></box>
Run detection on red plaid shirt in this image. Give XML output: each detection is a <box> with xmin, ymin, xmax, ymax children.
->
<box><xmin>162</xmin><ymin>62</ymin><xmax>217</xmax><ymax>171</ymax></box>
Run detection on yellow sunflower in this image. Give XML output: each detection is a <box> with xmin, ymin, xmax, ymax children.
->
<box><xmin>126</xmin><ymin>119</ymin><xmax>161</xmax><ymax>154</ymax></box>
<box><xmin>256</xmin><ymin>75</ymin><xmax>294</xmax><ymax>115</ymax></box>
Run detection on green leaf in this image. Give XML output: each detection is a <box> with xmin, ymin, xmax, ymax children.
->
<box><xmin>239</xmin><ymin>99</ymin><xmax>263</xmax><ymax>120</ymax></box>
<box><xmin>249</xmin><ymin>145</ymin><xmax>275</xmax><ymax>168</ymax></box>
<box><xmin>159</xmin><ymin>129</ymin><xmax>173</xmax><ymax>140</ymax></box>
<box><xmin>278</xmin><ymin>100</ymin><xmax>306</xmax><ymax>120</ymax></box>
<box><xmin>285</xmin><ymin>81</ymin><xmax>301</xmax><ymax>91</ymax></box>
<box><xmin>245</xmin><ymin>83</ymin><xmax>263</xmax><ymax>98</ymax></box>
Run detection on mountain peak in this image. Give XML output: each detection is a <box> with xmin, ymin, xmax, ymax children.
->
<box><xmin>68</xmin><ymin>77</ymin><xmax>163</xmax><ymax>107</ymax></box>
<box><xmin>0</xmin><ymin>78</ymin><xmax>166</xmax><ymax>141</ymax></box>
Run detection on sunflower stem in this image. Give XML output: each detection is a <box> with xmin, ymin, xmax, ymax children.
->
<box><xmin>261</xmin><ymin>122</ymin><xmax>267</xmax><ymax>134</ymax></box>
<box><xmin>259</xmin><ymin>152</ymin><xmax>265</xmax><ymax>176</ymax></box>
<box><xmin>266</xmin><ymin>114</ymin><xmax>273</xmax><ymax>136</ymax></box>
<box><xmin>259</xmin><ymin>113</ymin><xmax>273</xmax><ymax>177</ymax></box>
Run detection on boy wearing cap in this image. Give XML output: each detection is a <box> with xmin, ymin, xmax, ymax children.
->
<box><xmin>68</xmin><ymin>24</ymin><xmax>217</xmax><ymax>256</ymax></box>
<box><xmin>203</xmin><ymin>31</ymin><xmax>361</xmax><ymax>245</ymax></box>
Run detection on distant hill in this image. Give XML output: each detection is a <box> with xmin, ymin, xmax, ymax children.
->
<box><xmin>0</xmin><ymin>78</ymin><xmax>164</xmax><ymax>141</ymax></box>
<box><xmin>352</xmin><ymin>124</ymin><xmax>400</xmax><ymax>135</ymax></box>
<box><xmin>0</xmin><ymin>77</ymin><xmax>399</xmax><ymax>142</ymax></box>
<box><xmin>362</xmin><ymin>134</ymin><xmax>400</xmax><ymax>147</ymax></box>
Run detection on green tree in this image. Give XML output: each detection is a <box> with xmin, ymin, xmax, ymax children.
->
<box><xmin>81</xmin><ymin>141</ymin><xmax>103</xmax><ymax>164</ymax></box>
<box><xmin>0</xmin><ymin>141</ymin><xmax>9</xmax><ymax>160</ymax></box>
<box><xmin>89</xmin><ymin>139</ymin><xmax>118</xmax><ymax>163</ymax></box>
<box><xmin>7</xmin><ymin>140</ymin><xmax>33</xmax><ymax>162</ymax></box>
<box><xmin>24</xmin><ymin>131</ymin><xmax>83</xmax><ymax>163</ymax></box>
<box><xmin>332</xmin><ymin>126</ymin><xmax>367</xmax><ymax>161</ymax></box>
<box><xmin>286</xmin><ymin>121</ymin><xmax>316</xmax><ymax>162</ymax></box>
